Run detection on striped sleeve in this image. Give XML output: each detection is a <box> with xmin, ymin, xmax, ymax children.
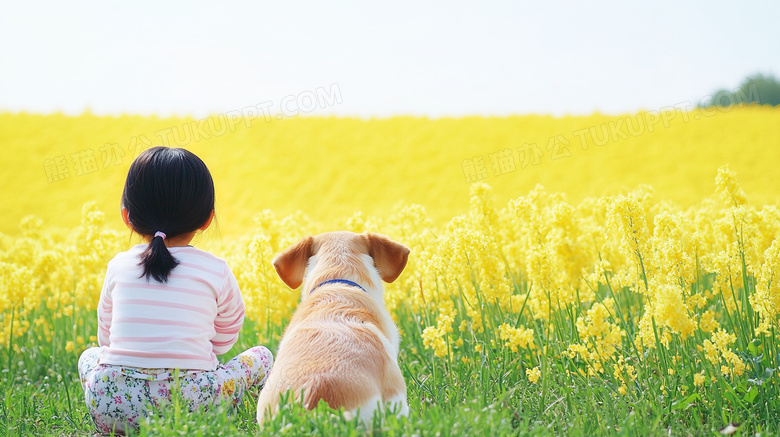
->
<box><xmin>97</xmin><ymin>267</ymin><xmax>113</xmax><ymax>347</ymax></box>
<box><xmin>211</xmin><ymin>265</ymin><xmax>245</xmax><ymax>355</ymax></box>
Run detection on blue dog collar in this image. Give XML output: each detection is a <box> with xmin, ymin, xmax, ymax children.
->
<box><xmin>309</xmin><ymin>279</ymin><xmax>367</xmax><ymax>294</ymax></box>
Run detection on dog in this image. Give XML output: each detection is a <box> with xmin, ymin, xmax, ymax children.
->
<box><xmin>256</xmin><ymin>231</ymin><xmax>410</xmax><ymax>425</ymax></box>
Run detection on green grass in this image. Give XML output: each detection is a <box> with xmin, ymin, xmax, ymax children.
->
<box><xmin>3</xmin><ymin>296</ymin><xmax>779</xmax><ymax>437</ymax></box>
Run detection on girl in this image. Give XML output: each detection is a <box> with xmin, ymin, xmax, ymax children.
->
<box><xmin>78</xmin><ymin>146</ymin><xmax>273</xmax><ymax>434</ymax></box>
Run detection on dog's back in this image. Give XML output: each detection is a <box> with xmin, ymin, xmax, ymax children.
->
<box><xmin>256</xmin><ymin>232</ymin><xmax>409</xmax><ymax>425</ymax></box>
<box><xmin>257</xmin><ymin>287</ymin><xmax>404</xmax><ymax>417</ymax></box>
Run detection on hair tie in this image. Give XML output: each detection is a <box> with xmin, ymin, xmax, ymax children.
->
<box><xmin>154</xmin><ymin>231</ymin><xmax>167</xmax><ymax>240</ymax></box>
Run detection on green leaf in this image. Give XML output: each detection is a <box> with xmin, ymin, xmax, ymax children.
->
<box><xmin>748</xmin><ymin>339</ymin><xmax>761</xmax><ymax>356</ymax></box>
<box><xmin>671</xmin><ymin>393</ymin><xmax>701</xmax><ymax>411</ymax></box>
<box><xmin>743</xmin><ymin>385</ymin><xmax>759</xmax><ymax>404</ymax></box>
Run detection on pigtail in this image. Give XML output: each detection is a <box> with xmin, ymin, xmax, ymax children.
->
<box><xmin>139</xmin><ymin>233</ymin><xmax>179</xmax><ymax>282</ymax></box>
<box><xmin>123</xmin><ymin>147</ymin><xmax>215</xmax><ymax>282</ymax></box>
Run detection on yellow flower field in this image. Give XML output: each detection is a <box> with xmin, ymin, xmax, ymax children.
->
<box><xmin>2</xmin><ymin>106</ymin><xmax>779</xmax><ymax>236</ymax></box>
<box><xmin>2</xmin><ymin>106</ymin><xmax>780</xmax><ymax>434</ymax></box>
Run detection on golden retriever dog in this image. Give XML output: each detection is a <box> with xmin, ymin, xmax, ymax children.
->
<box><xmin>256</xmin><ymin>231</ymin><xmax>410</xmax><ymax>425</ymax></box>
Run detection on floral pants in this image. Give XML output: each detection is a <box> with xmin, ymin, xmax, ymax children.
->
<box><xmin>78</xmin><ymin>346</ymin><xmax>273</xmax><ymax>434</ymax></box>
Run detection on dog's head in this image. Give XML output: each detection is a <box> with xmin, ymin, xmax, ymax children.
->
<box><xmin>272</xmin><ymin>231</ymin><xmax>410</xmax><ymax>297</ymax></box>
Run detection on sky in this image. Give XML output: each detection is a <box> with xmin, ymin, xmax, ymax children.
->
<box><xmin>1</xmin><ymin>1</ymin><xmax>778</xmax><ymax>118</ymax></box>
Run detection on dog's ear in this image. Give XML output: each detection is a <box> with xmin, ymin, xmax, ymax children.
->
<box><xmin>273</xmin><ymin>236</ymin><xmax>314</xmax><ymax>289</ymax></box>
<box><xmin>364</xmin><ymin>233</ymin><xmax>410</xmax><ymax>283</ymax></box>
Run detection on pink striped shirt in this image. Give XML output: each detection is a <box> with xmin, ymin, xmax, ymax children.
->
<box><xmin>96</xmin><ymin>244</ymin><xmax>245</xmax><ymax>371</ymax></box>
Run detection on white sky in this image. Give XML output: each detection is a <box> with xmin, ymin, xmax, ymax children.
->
<box><xmin>1</xmin><ymin>1</ymin><xmax>778</xmax><ymax>117</ymax></box>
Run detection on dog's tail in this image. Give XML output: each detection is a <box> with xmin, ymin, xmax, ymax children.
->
<box><xmin>305</xmin><ymin>378</ymin><xmax>383</xmax><ymax>425</ymax></box>
<box><xmin>302</xmin><ymin>373</ymin><xmax>379</xmax><ymax>412</ymax></box>
<box><xmin>302</xmin><ymin>375</ymin><xmax>337</xmax><ymax>410</ymax></box>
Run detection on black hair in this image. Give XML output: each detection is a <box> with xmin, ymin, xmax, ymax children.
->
<box><xmin>122</xmin><ymin>146</ymin><xmax>215</xmax><ymax>282</ymax></box>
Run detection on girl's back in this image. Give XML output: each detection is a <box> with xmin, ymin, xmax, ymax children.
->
<box><xmin>98</xmin><ymin>244</ymin><xmax>243</xmax><ymax>371</ymax></box>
